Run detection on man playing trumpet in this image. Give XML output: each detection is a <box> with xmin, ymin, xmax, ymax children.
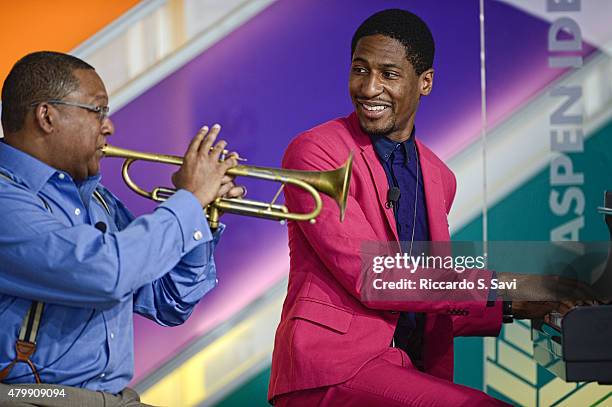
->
<box><xmin>0</xmin><ymin>51</ymin><xmax>244</xmax><ymax>406</ymax></box>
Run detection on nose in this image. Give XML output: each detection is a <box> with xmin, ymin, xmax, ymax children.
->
<box><xmin>361</xmin><ymin>72</ymin><xmax>383</xmax><ymax>98</ymax></box>
<box><xmin>101</xmin><ymin>115</ymin><xmax>115</xmax><ymax>137</ymax></box>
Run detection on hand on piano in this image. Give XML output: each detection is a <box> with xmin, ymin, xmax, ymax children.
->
<box><xmin>513</xmin><ymin>300</ymin><xmax>597</xmax><ymax>320</ymax></box>
<box><xmin>496</xmin><ymin>272</ymin><xmax>604</xmax><ymax>319</ymax></box>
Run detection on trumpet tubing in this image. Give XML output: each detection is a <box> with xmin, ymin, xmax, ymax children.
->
<box><xmin>101</xmin><ymin>144</ymin><xmax>353</xmax><ymax>227</ymax></box>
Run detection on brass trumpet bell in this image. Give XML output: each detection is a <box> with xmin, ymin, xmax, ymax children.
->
<box><xmin>101</xmin><ymin>144</ymin><xmax>353</xmax><ymax>228</ymax></box>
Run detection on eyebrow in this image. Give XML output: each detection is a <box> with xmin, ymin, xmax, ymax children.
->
<box><xmin>351</xmin><ymin>57</ymin><xmax>369</xmax><ymax>64</ymax></box>
<box><xmin>379</xmin><ymin>63</ymin><xmax>403</xmax><ymax>70</ymax></box>
<box><xmin>92</xmin><ymin>94</ymin><xmax>109</xmax><ymax>103</ymax></box>
<box><xmin>351</xmin><ymin>58</ymin><xmax>403</xmax><ymax>71</ymax></box>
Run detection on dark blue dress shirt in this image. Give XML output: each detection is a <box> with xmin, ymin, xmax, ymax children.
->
<box><xmin>370</xmin><ymin>131</ymin><xmax>429</xmax><ymax>367</ymax></box>
<box><xmin>371</xmin><ymin>133</ymin><xmax>429</xmax><ymax>245</ymax></box>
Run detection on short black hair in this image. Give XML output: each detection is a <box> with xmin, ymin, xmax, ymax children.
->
<box><xmin>351</xmin><ymin>9</ymin><xmax>435</xmax><ymax>75</ymax></box>
<box><xmin>1</xmin><ymin>51</ymin><xmax>94</xmax><ymax>134</ymax></box>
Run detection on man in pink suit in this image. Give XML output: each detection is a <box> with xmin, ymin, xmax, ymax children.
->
<box><xmin>269</xmin><ymin>9</ymin><xmax>561</xmax><ymax>406</ymax></box>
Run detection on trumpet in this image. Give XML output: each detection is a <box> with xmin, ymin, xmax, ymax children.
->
<box><xmin>101</xmin><ymin>144</ymin><xmax>353</xmax><ymax>229</ymax></box>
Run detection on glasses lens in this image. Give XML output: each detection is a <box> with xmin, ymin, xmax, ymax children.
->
<box><xmin>99</xmin><ymin>106</ymin><xmax>110</xmax><ymax>122</ymax></box>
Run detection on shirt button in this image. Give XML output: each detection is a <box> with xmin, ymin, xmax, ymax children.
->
<box><xmin>193</xmin><ymin>230</ymin><xmax>203</xmax><ymax>241</ymax></box>
<box><xmin>100</xmin><ymin>373</ymin><xmax>106</xmax><ymax>378</ymax></box>
<box><xmin>58</xmin><ymin>173</ymin><xmax>65</xmax><ymax>180</ymax></box>
<box><xmin>215</xmin><ymin>278</ymin><xmax>219</xmax><ymax>284</ymax></box>
<box><xmin>74</xmin><ymin>208</ymin><xmax>81</xmax><ymax>216</ymax></box>
<box><xmin>110</xmin><ymin>332</ymin><xmax>115</xmax><ymax>340</ymax></box>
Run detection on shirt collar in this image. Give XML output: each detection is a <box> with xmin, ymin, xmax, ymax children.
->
<box><xmin>369</xmin><ymin>127</ymin><xmax>416</xmax><ymax>163</ymax></box>
<box><xmin>0</xmin><ymin>141</ymin><xmax>101</xmax><ymax>193</ymax></box>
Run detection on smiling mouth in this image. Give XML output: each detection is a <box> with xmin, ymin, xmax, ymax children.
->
<box><xmin>362</xmin><ymin>103</ymin><xmax>387</xmax><ymax>111</ymax></box>
<box><xmin>358</xmin><ymin>101</ymin><xmax>391</xmax><ymax>119</ymax></box>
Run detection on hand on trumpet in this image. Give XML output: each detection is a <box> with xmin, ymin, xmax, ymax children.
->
<box><xmin>172</xmin><ymin>124</ymin><xmax>245</xmax><ymax>207</ymax></box>
<box><xmin>218</xmin><ymin>174</ymin><xmax>246</xmax><ymax>200</ymax></box>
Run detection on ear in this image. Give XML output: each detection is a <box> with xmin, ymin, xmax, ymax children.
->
<box><xmin>419</xmin><ymin>69</ymin><xmax>434</xmax><ymax>96</ymax></box>
<box><xmin>32</xmin><ymin>103</ymin><xmax>55</xmax><ymax>134</ymax></box>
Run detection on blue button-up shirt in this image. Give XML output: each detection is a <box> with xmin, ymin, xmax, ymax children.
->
<box><xmin>0</xmin><ymin>141</ymin><xmax>221</xmax><ymax>393</ymax></box>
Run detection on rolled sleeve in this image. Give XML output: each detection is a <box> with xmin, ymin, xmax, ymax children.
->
<box><xmin>181</xmin><ymin>223</ymin><xmax>225</xmax><ymax>267</ymax></box>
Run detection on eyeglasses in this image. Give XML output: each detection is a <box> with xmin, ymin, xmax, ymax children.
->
<box><xmin>31</xmin><ymin>99</ymin><xmax>110</xmax><ymax>122</ymax></box>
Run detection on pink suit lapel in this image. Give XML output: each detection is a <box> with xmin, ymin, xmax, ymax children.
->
<box><xmin>347</xmin><ymin>113</ymin><xmax>399</xmax><ymax>241</ymax></box>
<box><xmin>361</xmin><ymin>146</ymin><xmax>399</xmax><ymax>241</ymax></box>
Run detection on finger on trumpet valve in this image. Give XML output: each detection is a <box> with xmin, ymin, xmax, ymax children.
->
<box><xmin>217</xmin><ymin>148</ymin><xmax>246</xmax><ymax>162</ymax></box>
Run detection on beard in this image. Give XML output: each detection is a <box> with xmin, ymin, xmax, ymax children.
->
<box><xmin>358</xmin><ymin>116</ymin><xmax>396</xmax><ymax>138</ymax></box>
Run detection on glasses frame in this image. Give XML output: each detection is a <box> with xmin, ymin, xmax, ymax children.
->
<box><xmin>31</xmin><ymin>99</ymin><xmax>110</xmax><ymax>122</ymax></box>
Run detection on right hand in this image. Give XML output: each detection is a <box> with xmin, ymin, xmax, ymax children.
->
<box><xmin>512</xmin><ymin>300</ymin><xmax>598</xmax><ymax>320</ymax></box>
<box><xmin>497</xmin><ymin>272</ymin><xmax>600</xmax><ymax>319</ymax></box>
<box><xmin>172</xmin><ymin>124</ymin><xmax>238</xmax><ymax>207</ymax></box>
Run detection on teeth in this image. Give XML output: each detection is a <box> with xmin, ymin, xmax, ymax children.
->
<box><xmin>363</xmin><ymin>104</ymin><xmax>387</xmax><ymax>111</ymax></box>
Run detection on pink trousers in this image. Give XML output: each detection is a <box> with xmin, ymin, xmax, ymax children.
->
<box><xmin>273</xmin><ymin>348</ymin><xmax>511</xmax><ymax>406</ymax></box>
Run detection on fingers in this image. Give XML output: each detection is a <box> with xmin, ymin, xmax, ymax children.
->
<box><xmin>217</xmin><ymin>182</ymin><xmax>246</xmax><ymax>199</ymax></box>
<box><xmin>222</xmin><ymin>155</ymin><xmax>238</xmax><ymax>170</ymax></box>
<box><xmin>558</xmin><ymin>300</ymin><xmax>576</xmax><ymax>315</ymax></box>
<box><xmin>217</xmin><ymin>182</ymin><xmax>233</xmax><ymax>198</ymax></box>
<box><xmin>573</xmin><ymin>282</ymin><xmax>598</xmax><ymax>302</ymax></box>
<box><xmin>226</xmin><ymin>151</ymin><xmax>242</xmax><ymax>161</ymax></box>
<box><xmin>185</xmin><ymin>125</ymin><xmax>209</xmax><ymax>159</ymax></box>
<box><xmin>188</xmin><ymin>123</ymin><xmax>243</xmax><ymax>165</ymax></box>
<box><xmin>226</xmin><ymin>185</ymin><xmax>246</xmax><ymax>199</ymax></box>
<box><xmin>199</xmin><ymin>124</ymin><xmax>221</xmax><ymax>157</ymax></box>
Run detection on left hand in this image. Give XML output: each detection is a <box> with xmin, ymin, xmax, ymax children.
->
<box><xmin>217</xmin><ymin>174</ymin><xmax>246</xmax><ymax>199</ymax></box>
<box><xmin>497</xmin><ymin>272</ymin><xmax>600</xmax><ymax>319</ymax></box>
<box><xmin>215</xmin><ymin>151</ymin><xmax>246</xmax><ymax>199</ymax></box>
<box><xmin>511</xmin><ymin>301</ymin><xmax>561</xmax><ymax>320</ymax></box>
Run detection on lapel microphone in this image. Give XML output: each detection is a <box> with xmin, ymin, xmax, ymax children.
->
<box><xmin>386</xmin><ymin>187</ymin><xmax>401</xmax><ymax>209</ymax></box>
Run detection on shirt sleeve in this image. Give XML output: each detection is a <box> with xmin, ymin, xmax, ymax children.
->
<box><xmin>131</xmin><ymin>224</ymin><xmax>223</xmax><ymax>327</ymax></box>
<box><xmin>0</xmin><ymin>183</ymin><xmax>213</xmax><ymax>310</ymax></box>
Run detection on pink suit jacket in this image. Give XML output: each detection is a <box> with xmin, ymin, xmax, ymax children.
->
<box><xmin>269</xmin><ymin>113</ymin><xmax>502</xmax><ymax>401</ymax></box>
